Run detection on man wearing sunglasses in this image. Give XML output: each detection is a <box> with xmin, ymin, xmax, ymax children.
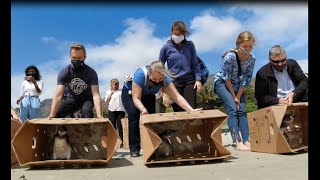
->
<box><xmin>255</xmin><ymin>45</ymin><xmax>308</xmax><ymax>109</ymax></box>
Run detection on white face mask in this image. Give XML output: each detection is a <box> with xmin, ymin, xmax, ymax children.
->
<box><xmin>239</xmin><ymin>47</ymin><xmax>250</xmax><ymax>55</ymax></box>
<box><xmin>171</xmin><ymin>34</ymin><xmax>184</xmax><ymax>44</ymax></box>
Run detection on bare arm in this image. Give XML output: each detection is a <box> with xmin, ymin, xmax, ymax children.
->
<box><xmin>49</xmin><ymin>85</ymin><xmax>65</xmax><ymax>118</ymax></box>
<box><xmin>164</xmin><ymin>83</ymin><xmax>194</xmax><ymax>111</ymax></box>
<box><xmin>236</xmin><ymin>86</ymin><xmax>245</xmax><ymax>100</ymax></box>
<box><xmin>92</xmin><ymin>85</ymin><xmax>102</xmax><ymax>118</ymax></box>
<box><xmin>225</xmin><ymin>80</ymin><xmax>240</xmax><ymax>108</ymax></box>
<box><xmin>132</xmin><ymin>82</ymin><xmax>147</xmax><ymax>115</ymax></box>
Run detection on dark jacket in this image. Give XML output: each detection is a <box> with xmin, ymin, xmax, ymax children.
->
<box><xmin>255</xmin><ymin>59</ymin><xmax>308</xmax><ymax>109</ymax></box>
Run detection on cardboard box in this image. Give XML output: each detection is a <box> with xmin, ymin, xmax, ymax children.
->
<box><xmin>11</xmin><ymin>119</ymin><xmax>22</xmax><ymax>165</ymax></box>
<box><xmin>248</xmin><ymin>102</ymin><xmax>308</xmax><ymax>153</ymax></box>
<box><xmin>140</xmin><ymin>110</ymin><xmax>231</xmax><ymax>165</ymax></box>
<box><xmin>120</xmin><ymin>118</ymin><xmax>129</xmax><ymax>150</ymax></box>
<box><xmin>11</xmin><ymin>118</ymin><xmax>121</xmax><ymax>168</ymax></box>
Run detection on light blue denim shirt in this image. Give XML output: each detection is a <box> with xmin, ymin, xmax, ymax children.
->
<box><xmin>214</xmin><ymin>51</ymin><xmax>255</xmax><ymax>89</ymax></box>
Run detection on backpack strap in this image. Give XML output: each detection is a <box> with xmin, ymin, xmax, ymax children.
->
<box><xmin>141</xmin><ymin>66</ymin><xmax>148</xmax><ymax>86</ymax></box>
<box><xmin>230</xmin><ymin>50</ymin><xmax>241</xmax><ymax>76</ymax></box>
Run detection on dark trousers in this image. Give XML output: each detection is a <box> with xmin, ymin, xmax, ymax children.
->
<box><xmin>172</xmin><ymin>80</ymin><xmax>197</xmax><ymax>112</ymax></box>
<box><xmin>108</xmin><ymin>110</ymin><xmax>125</xmax><ymax>142</ymax></box>
<box><xmin>56</xmin><ymin>98</ymin><xmax>94</xmax><ymax>118</ymax></box>
<box><xmin>121</xmin><ymin>87</ymin><xmax>155</xmax><ymax>153</ymax></box>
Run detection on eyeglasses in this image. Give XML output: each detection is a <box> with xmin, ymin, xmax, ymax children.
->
<box><xmin>270</xmin><ymin>57</ymin><xmax>286</xmax><ymax>64</ymax></box>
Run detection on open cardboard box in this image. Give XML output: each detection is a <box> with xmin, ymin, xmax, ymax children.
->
<box><xmin>11</xmin><ymin>118</ymin><xmax>121</xmax><ymax>168</ymax></box>
<box><xmin>248</xmin><ymin>102</ymin><xmax>308</xmax><ymax>153</ymax></box>
<box><xmin>11</xmin><ymin>119</ymin><xmax>22</xmax><ymax>165</ymax></box>
<box><xmin>120</xmin><ymin>118</ymin><xmax>129</xmax><ymax>150</ymax></box>
<box><xmin>140</xmin><ymin>110</ymin><xmax>231</xmax><ymax>165</ymax></box>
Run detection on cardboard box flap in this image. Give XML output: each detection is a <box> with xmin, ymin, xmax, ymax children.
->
<box><xmin>11</xmin><ymin>120</ymin><xmax>22</xmax><ymax>165</ymax></box>
<box><xmin>105</xmin><ymin>122</ymin><xmax>122</xmax><ymax>163</ymax></box>
<box><xmin>141</xmin><ymin>124</ymin><xmax>162</xmax><ymax>163</ymax></box>
<box><xmin>12</xmin><ymin>122</ymin><xmax>35</xmax><ymax>166</ymax></box>
<box><xmin>141</xmin><ymin>110</ymin><xmax>227</xmax><ymax>124</ymax></box>
<box><xmin>211</xmin><ymin>132</ymin><xmax>231</xmax><ymax>156</ymax></box>
<box><xmin>276</xmin><ymin>131</ymin><xmax>293</xmax><ymax>153</ymax></box>
<box><xmin>271</xmin><ymin>105</ymin><xmax>288</xmax><ymax>128</ymax></box>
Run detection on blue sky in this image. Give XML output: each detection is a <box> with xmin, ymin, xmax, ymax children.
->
<box><xmin>11</xmin><ymin>3</ymin><xmax>308</xmax><ymax>107</ymax></box>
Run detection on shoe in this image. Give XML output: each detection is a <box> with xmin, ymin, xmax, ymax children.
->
<box><xmin>130</xmin><ymin>151</ymin><xmax>140</xmax><ymax>157</ymax></box>
<box><xmin>120</xmin><ymin>144</ymin><xmax>123</xmax><ymax>149</ymax></box>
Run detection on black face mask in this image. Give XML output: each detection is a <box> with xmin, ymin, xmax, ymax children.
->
<box><xmin>71</xmin><ymin>60</ymin><xmax>84</xmax><ymax>71</ymax></box>
<box><xmin>26</xmin><ymin>73</ymin><xmax>35</xmax><ymax>77</ymax></box>
<box><xmin>150</xmin><ymin>79</ymin><xmax>163</xmax><ymax>86</ymax></box>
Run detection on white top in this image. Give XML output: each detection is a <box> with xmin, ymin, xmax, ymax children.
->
<box><xmin>273</xmin><ymin>66</ymin><xmax>295</xmax><ymax>98</ymax></box>
<box><xmin>105</xmin><ymin>89</ymin><xmax>125</xmax><ymax>112</ymax></box>
<box><xmin>20</xmin><ymin>80</ymin><xmax>44</xmax><ymax>96</ymax></box>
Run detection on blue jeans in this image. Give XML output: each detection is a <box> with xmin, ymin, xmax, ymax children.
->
<box><xmin>19</xmin><ymin>95</ymin><xmax>41</xmax><ymax>123</ymax></box>
<box><xmin>121</xmin><ymin>86</ymin><xmax>155</xmax><ymax>153</ymax></box>
<box><xmin>214</xmin><ymin>79</ymin><xmax>249</xmax><ymax>143</ymax></box>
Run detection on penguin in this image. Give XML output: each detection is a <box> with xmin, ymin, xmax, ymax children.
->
<box><xmin>155</xmin><ymin>129</ymin><xmax>177</xmax><ymax>157</ymax></box>
<box><xmin>52</xmin><ymin>125</ymin><xmax>72</xmax><ymax>160</ymax></box>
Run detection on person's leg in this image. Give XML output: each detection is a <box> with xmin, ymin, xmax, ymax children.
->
<box><xmin>121</xmin><ymin>88</ymin><xmax>141</xmax><ymax>156</ymax></box>
<box><xmin>81</xmin><ymin>100</ymin><xmax>94</xmax><ymax>118</ymax></box>
<box><xmin>237</xmin><ymin>93</ymin><xmax>250</xmax><ymax>146</ymax></box>
<box><xmin>108</xmin><ymin>110</ymin><xmax>117</xmax><ymax>130</ymax></box>
<box><xmin>214</xmin><ymin>79</ymin><xmax>250</xmax><ymax>151</ymax></box>
<box><xmin>29</xmin><ymin>96</ymin><xmax>41</xmax><ymax>119</ymax></box>
<box><xmin>115</xmin><ymin>111</ymin><xmax>126</xmax><ymax>146</ymax></box>
<box><xmin>55</xmin><ymin>98</ymin><xmax>79</xmax><ymax>118</ymax></box>
<box><xmin>182</xmin><ymin>82</ymin><xmax>197</xmax><ymax>109</ymax></box>
<box><xmin>19</xmin><ymin>96</ymin><xmax>29</xmax><ymax>123</ymax></box>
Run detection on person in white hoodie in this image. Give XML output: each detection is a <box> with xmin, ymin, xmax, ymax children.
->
<box><xmin>105</xmin><ymin>78</ymin><xmax>126</xmax><ymax>148</ymax></box>
<box><xmin>16</xmin><ymin>65</ymin><xmax>44</xmax><ymax>123</ymax></box>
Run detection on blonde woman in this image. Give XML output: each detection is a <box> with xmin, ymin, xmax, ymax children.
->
<box><xmin>214</xmin><ymin>31</ymin><xmax>256</xmax><ymax>151</ymax></box>
<box><xmin>121</xmin><ymin>61</ymin><xmax>198</xmax><ymax>157</ymax></box>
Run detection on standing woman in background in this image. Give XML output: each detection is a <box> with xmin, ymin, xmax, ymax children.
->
<box><xmin>213</xmin><ymin>31</ymin><xmax>256</xmax><ymax>151</ymax></box>
<box><xmin>105</xmin><ymin>78</ymin><xmax>126</xmax><ymax>148</ymax></box>
<box><xmin>16</xmin><ymin>65</ymin><xmax>44</xmax><ymax>123</ymax></box>
<box><xmin>159</xmin><ymin>20</ymin><xmax>202</xmax><ymax>112</ymax></box>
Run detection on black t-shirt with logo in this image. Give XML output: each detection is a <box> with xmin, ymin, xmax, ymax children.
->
<box><xmin>57</xmin><ymin>64</ymin><xmax>98</xmax><ymax>100</ymax></box>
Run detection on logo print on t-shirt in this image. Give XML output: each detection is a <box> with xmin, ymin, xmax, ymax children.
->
<box><xmin>69</xmin><ymin>78</ymin><xmax>88</xmax><ymax>95</ymax></box>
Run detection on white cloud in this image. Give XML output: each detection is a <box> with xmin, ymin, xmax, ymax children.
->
<box><xmin>41</xmin><ymin>36</ymin><xmax>57</xmax><ymax>44</ymax></box>
<box><xmin>189</xmin><ymin>11</ymin><xmax>242</xmax><ymax>52</ymax></box>
<box><xmin>297</xmin><ymin>59</ymin><xmax>308</xmax><ymax>74</ymax></box>
<box><xmin>244</xmin><ymin>4</ymin><xmax>308</xmax><ymax>50</ymax></box>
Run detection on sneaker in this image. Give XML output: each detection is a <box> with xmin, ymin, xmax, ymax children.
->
<box><xmin>130</xmin><ymin>151</ymin><xmax>140</xmax><ymax>157</ymax></box>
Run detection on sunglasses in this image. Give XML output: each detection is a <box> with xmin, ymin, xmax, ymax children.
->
<box><xmin>270</xmin><ymin>57</ymin><xmax>286</xmax><ymax>64</ymax></box>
